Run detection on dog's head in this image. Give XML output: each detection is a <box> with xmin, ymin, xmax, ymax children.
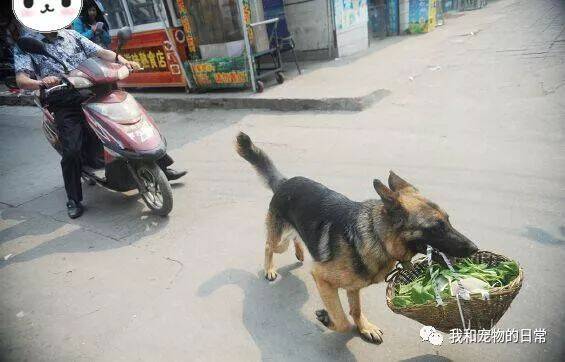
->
<box><xmin>373</xmin><ymin>171</ymin><xmax>478</xmax><ymax>258</ymax></box>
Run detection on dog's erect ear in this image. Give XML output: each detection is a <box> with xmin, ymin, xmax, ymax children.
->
<box><xmin>374</xmin><ymin>179</ymin><xmax>399</xmax><ymax>209</ymax></box>
<box><xmin>373</xmin><ymin>179</ymin><xmax>405</xmax><ymax>227</ymax></box>
<box><xmin>388</xmin><ymin>171</ymin><xmax>418</xmax><ymax>193</ymax></box>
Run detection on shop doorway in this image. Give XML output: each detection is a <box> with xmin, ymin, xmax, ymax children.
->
<box><xmin>368</xmin><ymin>0</ymin><xmax>399</xmax><ymax>39</ymax></box>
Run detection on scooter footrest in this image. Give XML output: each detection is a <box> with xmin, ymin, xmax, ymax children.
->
<box><xmin>82</xmin><ymin>166</ymin><xmax>106</xmax><ymax>180</ymax></box>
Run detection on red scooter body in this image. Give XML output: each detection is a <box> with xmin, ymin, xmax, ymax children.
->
<box><xmin>31</xmin><ymin>56</ymin><xmax>173</xmax><ymax>215</ymax></box>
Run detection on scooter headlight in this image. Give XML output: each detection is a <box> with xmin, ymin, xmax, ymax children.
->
<box><xmin>123</xmin><ymin>115</ymin><xmax>155</xmax><ymax>144</ymax></box>
<box><xmin>117</xmin><ymin>66</ymin><xmax>130</xmax><ymax>80</ymax></box>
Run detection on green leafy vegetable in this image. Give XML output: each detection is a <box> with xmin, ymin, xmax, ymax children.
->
<box><xmin>391</xmin><ymin>258</ymin><xmax>519</xmax><ymax>308</ymax></box>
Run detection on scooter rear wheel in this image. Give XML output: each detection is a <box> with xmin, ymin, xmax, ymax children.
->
<box><xmin>136</xmin><ymin>163</ymin><xmax>173</xmax><ymax>216</ymax></box>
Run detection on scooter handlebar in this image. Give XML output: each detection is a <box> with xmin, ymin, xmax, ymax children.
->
<box><xmin>44</xmin><ymin>84</ymin><xmax>68</xmax><ymax>93</ymax></box>
<box><xmin>37</xmin><ymin>77</ymin><xmax>72</xmax><ymax>99</ymax></box>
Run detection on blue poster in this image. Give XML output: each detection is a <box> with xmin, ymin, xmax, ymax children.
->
<box><xmin>335</xmin><ymin>0</ymin><xmax>368</xmax><ymax>31</ymax></box>
<box><xmin>408</xmin><ymin>0</ymin><xmax>434</xmax><ymax>33</ymax></box>
<box><xmin>409</xmin><ymin>0</ymin><xmax>429</xmax><ymax>24</ymax></box>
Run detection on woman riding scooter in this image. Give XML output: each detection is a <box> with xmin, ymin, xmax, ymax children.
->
<box><xmin>14</xmin><ymin>28</ymin><xmax>186</xmax><ymax>218</ymax></box>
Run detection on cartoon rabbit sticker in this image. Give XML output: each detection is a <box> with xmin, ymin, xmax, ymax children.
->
<box><xmin>13</xmin><ymin>0</ymin><xmax>83</xmax><ymax>32</ymax></box>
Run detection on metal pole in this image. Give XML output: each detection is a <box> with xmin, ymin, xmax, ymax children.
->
<box><xmin>156</xmin><ymin>0</ymin><xmax>193</xmax><ymax>93</ymax></box>
<box><xmin>237</xmin><ymin>0</ymin><xmax>257</xmax><ymax>92</ymax></box>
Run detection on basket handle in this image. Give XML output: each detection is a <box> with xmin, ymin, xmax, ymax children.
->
<box><xmin>384</xmin><ymin>263</ymin><xmax>402</xmax><ymax>283</ymax></box>
<box><xmin>436</xmin><ymin>248</ymin><xmax>470</xmax><ymax>330</ymax></box>
<box><xmin>384</xmin><ymin>261</ymin><xmax>413</xmax><ymax>283</ymax></box>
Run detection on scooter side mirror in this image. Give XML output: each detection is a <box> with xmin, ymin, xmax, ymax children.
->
<box><xmin>17</xmin><ymin>37</ymin><xmax>49</xmax><ymax>56</ymax></box>
<box><xmin>115</xmin><ymin>27</ymin><xmax>132</xmax><ymax>62</ymax></box>
<box><xmin>117</xmin><ymin>27</ymin><xmax>132</xmax><ymax>47</ymax></box>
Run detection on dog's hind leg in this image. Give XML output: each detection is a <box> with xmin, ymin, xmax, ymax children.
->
<box><xmin>274</xmin><ymin>228</ymin><xmax>293</xmax><ymax>253</ymax></box>
<box><xmin>347</xmin><ymin>289</ymin><xmax>383</xmax><ymax>344</ymax></box>
<box><xmin>264</xmin><ymin>211</ymin><xmax>284</xmax><ymax>281</ymax></box>
<box><xmin>279</xmin><ymin>228</ymin><xmax>304</xmax><ymax>262</ymax></box>
<box><xmin>311</xmin><ymin>266</ymin><xmax>352</xmax><ymax>332</ymax></box>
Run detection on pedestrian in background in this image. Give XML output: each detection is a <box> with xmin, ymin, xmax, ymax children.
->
<box><xmin>72</xmin><ymin>0</ymin><xmax>111</xmax><ymax>49</ymax></box>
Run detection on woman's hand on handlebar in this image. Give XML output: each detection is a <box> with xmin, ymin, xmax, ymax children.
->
<box><xmin>122</xmin><ymin>60</ymin><xmax>141</xmax><ymax>72</ymax></box>
<box><xmin>41</xmin><ymin>76</ymin><xmax>61</xmax><ymax>88</ymax></box>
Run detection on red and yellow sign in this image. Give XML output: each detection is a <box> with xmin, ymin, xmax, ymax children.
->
<box><xmin>122</xmin><ymin>47</ymin><xmax>168</xmax><ymax>72</ymax></box>
<box><xmin>175</xmin><ymin>0</ymin><xmax>198</xmax><ymax>57</ymax></box>
<box><xmin>242</xmin><ymin>0</ymin><xmax>254</xmax><ymax>44</ymax></box>
<box><xmin>112</xmin><ymin>29</ymin><xmax>188</xmax><ymax>88</ymax></box>
<box><xmin>214</xmin><ymin>71</ymin><xmax>247</xmax><ymax>84</ymax></box>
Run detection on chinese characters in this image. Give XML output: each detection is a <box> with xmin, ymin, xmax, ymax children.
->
<box><xmin>449</xmin><ymin>328</ymin><xmax>547</xmax><ymax>344</ymax></box>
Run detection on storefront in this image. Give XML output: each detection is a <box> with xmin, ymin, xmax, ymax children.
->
<box><xmin>332</xmin><ymin>0</ymin><xmax>370</xmax><ymax>57</ymax></box>
<box><xmin>178</xmin><ymin>0</ymin><xmax>253</xmax><ymax>90</ymax></box>
<box><xmin>368</xmin><ymin>0</ymin><xmax>399</xmax><ymax>38</ymax></box>
<box><xmin>99</xmin><ymin>0</ymin><xmax>400</xmax><ymax>90</ymax></box>
<box><xmin>99</xmin><ymin>0</ymin><xmax>190</xmax><ymax>88</ymax></box>
<box><xmin>100</xmin><ymin>0</ymin><xmax>258</xmax><ymax>90</ymax></box>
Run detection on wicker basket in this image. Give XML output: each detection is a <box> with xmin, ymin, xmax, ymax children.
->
<box><xmin>386</xmin><ymin>250</ymin><xmax>523</xmax><ymax>333</ymax></box>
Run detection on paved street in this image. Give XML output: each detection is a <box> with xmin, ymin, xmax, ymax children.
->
<box><xmin>1</xmin><ymin>0</ymin><xmax>564</xmax><ymax>361</ymax></box>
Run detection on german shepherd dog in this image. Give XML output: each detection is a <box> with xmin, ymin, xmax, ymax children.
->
<box><xmin>235</xmin><ymin>132</ymin><xmax>478</xmax><ymax>344</ymax></box>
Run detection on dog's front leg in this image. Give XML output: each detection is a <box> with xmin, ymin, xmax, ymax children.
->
<box><xmin>312</xmin><ymin>269</ymin><xmax>352</xmax><ymax>332</ymax></box>
<box><xmin>264</xmin><ymin>243</ymin><xmax>277</xmax><ymax>281</ymax></box>
<box><xmin>347</xmin><ymin>289</ymin><xmax>383</xmax><ymax>344</ymax></box>
<box><xmin>264</xmin><ymin>212</ymin><xmax>282</xmax><ymax>281</ymax></box>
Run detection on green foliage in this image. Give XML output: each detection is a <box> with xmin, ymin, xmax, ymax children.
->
<box><xmin>408</xmin><ymin>22</ymin><xmax>427</xmax><ymax>34</ymax></box>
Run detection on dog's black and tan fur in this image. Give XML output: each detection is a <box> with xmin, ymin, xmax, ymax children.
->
<box><xmin>236</xmin><ymin>132</ymin><xmax>478</xmax><ymax>344</ymax></box>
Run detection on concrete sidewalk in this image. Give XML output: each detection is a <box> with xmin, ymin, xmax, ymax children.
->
<box><xmin>0</xmin><ymin>2</ymin><xmax>521</xmax><ymax>112</ymax></box>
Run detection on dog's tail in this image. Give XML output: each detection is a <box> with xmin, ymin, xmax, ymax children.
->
<box><xmin>236</xmin><ymin>132</ymin><xmax>286</xmax><ymax>192</ymax></box>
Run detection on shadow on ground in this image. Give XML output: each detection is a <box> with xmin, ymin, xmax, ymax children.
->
<box><xmin>0</xmin><ymin>106</ymin><xmax>249</xmax><ymax>269</ymax></box>
<box><xmin>0</xmin><ymin>193</ymin><xmax>169</xmax><ymax>269</ymax></box>
<box><xmin>198</xmin><ymin>263</ymin><xmax>358</xmax><ymax>361</ymax></box>
<box><xmin>522</xmin><ymin>226</ymin><xmax>565</xmax><ymax>245</ymax></box>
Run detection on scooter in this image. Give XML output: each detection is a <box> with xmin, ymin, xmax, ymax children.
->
<box><xmin>17</xmin><ymin>28</ymin><xmax>174</xmax><ymax>216</ymax></box>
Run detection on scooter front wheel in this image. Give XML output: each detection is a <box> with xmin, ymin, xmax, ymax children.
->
<box><xmin>136</xmin><ymin>163</ymin><xmax>173</xmax><ymax>216</ymax></box>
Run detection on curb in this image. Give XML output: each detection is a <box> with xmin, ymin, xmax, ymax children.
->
<box><xmin>0</xmin><ymin>89</ymin><xmax>390</xmax><ymax>112</ymax></box>
<box><xmin>0</xmin><ymin>94</ymin><xmax>35</xmax><ymax>107</ymax></box>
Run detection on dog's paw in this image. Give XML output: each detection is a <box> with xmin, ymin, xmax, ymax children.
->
<box><xmin>358</xmin><ymin>323</ymin><xmax>384</xmax><ymax>344</ymax></box>
<box><xmin>265</xmin><ymin>269</ymin><xmax>278</xmax><ymax>281</ymax></box>
<box><xmin>315</xmin><ymin>309</ymin><xmax>334</xmax><ymax>329</ymax></box>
